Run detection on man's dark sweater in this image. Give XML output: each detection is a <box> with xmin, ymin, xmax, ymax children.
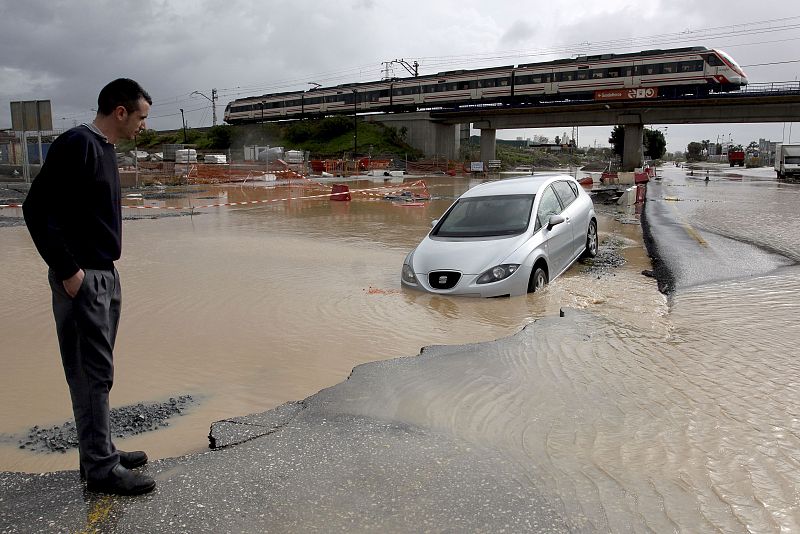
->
<box><xmin>22</xmin><ymin>125</ymin><xmax>122</xmax><ymax>281</ymax></box>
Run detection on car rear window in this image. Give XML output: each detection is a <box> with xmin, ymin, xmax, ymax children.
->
<box><xmin>433</xmin><ymin>194</ymin><xmax>535</xmax><ymax>237</ymax></box>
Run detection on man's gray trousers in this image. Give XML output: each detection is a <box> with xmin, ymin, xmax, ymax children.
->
<box><xmin>49</xmin><ymin>268</ymin><xmax>121</xmax><ymax>481</ymax></box>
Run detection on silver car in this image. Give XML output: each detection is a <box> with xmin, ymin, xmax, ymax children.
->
<box><xmin>401</xmin><ymin>174</ymin><xmax>597</xmax><ymax>297</ymax></box>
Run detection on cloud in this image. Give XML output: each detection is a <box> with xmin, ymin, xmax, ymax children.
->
<box><xmin>500</xmin><ymin>20</ymin><xmax>536</xmax><ymax>47</ymax></box>
<box><xmin>0</xmin><ymin>0</ymin><xmax>796</xmax><ymax>148</ymax></box>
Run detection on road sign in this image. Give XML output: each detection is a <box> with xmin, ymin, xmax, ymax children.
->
<box><xmin>10</xmin><ymin>100</ymin><xmax>53</xmax><ymax>132</ymax></box>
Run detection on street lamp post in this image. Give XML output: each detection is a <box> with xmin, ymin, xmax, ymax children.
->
<box><xmin>179</xmin><ymin>108</ymin><xmax>187</xmax><ymax>143</ymax></box>
<box><xmin>352</xmin><ymin>89</ymin><xmax>357</xmax><ymax>158</ymax></box>
<box><xmin>191</xmin><ymin>89</ymin><xmax>218</xmax><ymax>126</ymax></box>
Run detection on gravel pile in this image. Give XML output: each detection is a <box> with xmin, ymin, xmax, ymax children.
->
<box><xmin>580</xmin><ymin>237</ymin><xmax>627</xmax><ymax>275</ymax></box>
<box><xmin>17</xmin><ymin>395</ymin><xmax>195</xmax><ymax>453</ymax></box>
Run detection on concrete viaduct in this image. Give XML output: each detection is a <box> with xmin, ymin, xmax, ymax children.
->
<box><xmin>366</xmin><ymin>93</ymin><xmax>800</xmax><ymax>171</ymax></box>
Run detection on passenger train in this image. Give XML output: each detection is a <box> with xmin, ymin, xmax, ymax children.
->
<box><xmin>224</xmin><ymin>46</ymin><xmax>748</xmax><ymax>124</ymax></box>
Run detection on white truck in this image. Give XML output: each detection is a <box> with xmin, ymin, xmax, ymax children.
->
<box><xmin>774</xmin><ymin>143</ymin><xmax>800</xmax><ymax>179</ymax></box>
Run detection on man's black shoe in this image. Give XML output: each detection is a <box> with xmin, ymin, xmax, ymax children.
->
<box><xmin>119</xmin><ymin>450</ymin><xmax>148</xmax><ymax>469</ymax></box>
<box><xmin>86</xmin><ymin>464</ymin><xmax>156</xmax><ymax>496</ymax></box>
<box><xmin>80</xmin><ymin>450</ymin><xmax>148</xmax><ymax>480</ymax></box>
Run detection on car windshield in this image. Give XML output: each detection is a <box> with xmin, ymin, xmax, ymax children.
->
<box><xmin>433</xmin><ymin>194</ymin><xmax>535</xmax><ymax>237</ymax></box>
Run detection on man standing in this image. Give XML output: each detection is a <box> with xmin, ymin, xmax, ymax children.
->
<box><xmin>23</xmin><ymin>79</ymin><xmax>156</xmax><ymax>496</ymax></box>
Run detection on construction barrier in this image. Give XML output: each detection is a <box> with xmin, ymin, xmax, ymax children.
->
<box><xmin>330</xmin><ymin>184</ymin><xmax>351</xmax><ymax>201</ymax></box>
<box><xmin>636</xmin><ymin>184</ymin><xmax>647</xmax><ymax>204</ymax></box>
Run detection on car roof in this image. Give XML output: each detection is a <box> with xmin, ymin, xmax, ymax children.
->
<box><xmin>459</xmin><ymin>174</ymin><xmax>574</xmax><ymax>198</ymax></box>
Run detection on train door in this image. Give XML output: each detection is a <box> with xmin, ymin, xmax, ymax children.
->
<box><xmin>544</xmin><ymin>70</ymin><xmax>556</xmax><ymax>94</ymax></box>
<box><xmin>624</xmin><ymin>61</ymin><xmax>641</xmax><ymax>89</ymax></box>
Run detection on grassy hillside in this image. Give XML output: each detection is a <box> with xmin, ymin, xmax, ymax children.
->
<box><xmin>120</xmin><ymin>117</ymin><xmax>424</xmax><ymax>159</ymax></box>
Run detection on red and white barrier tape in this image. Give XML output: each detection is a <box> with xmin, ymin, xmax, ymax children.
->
<box><xmin>123</xmin><ymin>182</ymin><xmax>429</xmax><ymax>210</ymax></box>
<box><xmin>0</xmin><ymin>181</ymin><xmax>430</xmax><ymax>211</ymax></box>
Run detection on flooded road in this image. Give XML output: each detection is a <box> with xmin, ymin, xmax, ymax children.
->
<box><xmin>2</xmin><ymin>167</ymin><xmax>799</xmax><ymax>531</ymax></box>
<box><xmin>0</xmin><ymin>174</ymin><xmax>653</xmax><ymax>473</ymax></box>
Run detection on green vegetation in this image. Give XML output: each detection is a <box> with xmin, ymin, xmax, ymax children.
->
<box><xmin>119</xmin><ymin>118</ymin><xmax>423</xmax><ymax>159</ymax></box>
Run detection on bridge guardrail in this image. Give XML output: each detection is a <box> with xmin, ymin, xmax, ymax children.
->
<box><xmin>732</xmin><ymin>81</ymin><xmax>800</xmax><ymax>95</ymax></box>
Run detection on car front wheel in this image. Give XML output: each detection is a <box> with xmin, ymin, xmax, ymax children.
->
<box><xmin>528</xmin><ymin>266</ymin><xmax>548</xmax><ymax>293</ymax></box>
<box><xmin>582</xmin><ymin>220</ymin><xmax>598</xmax><ymax>258</ymax></box>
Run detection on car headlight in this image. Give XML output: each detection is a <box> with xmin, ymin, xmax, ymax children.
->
<box><xmin>476</xmin><ymin>264</ymin><xmax>520</xmax><ymax>284</ymax></box>
<box><xmin>401</xmin><ymin>263</ymin><xmax>418</xmax><ymax>285</ymax></box>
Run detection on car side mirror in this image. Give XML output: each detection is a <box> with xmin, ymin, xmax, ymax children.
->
<box><xmin>547</xmin><ymin>214</ymin><xmax>565</xmax><ymax>230</ymax></box>
<box><xmin>431</xmin><ymin>219</ymin><xmax>439</xmax><ymax>227</ymax></box>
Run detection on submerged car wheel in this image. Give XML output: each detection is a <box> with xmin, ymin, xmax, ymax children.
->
<box><xmin>528</xmin><ymin>266</ymin><xmax>548</xmax><ymax>293</ymax></box>
<box><xmin>582</xmin><ymin>220</ymin><xmax>598</xmax><ymax>258</ymax></box>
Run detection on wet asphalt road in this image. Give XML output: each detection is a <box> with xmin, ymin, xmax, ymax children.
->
<box><xmin>643</xmin><ymin>165</ymin><xmax>793</xmax><ymax>292</ymax></box>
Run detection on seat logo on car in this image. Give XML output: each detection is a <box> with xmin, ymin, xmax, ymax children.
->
<box><xmin>439</xmin><ymin>275</ymin><xmax>448</xmax><ymax>284</ymax></box>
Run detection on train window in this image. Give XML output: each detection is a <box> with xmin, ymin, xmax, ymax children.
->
<box><xmin>576</xmin><ymin>70</ymin><xmax>588</xmax><ymax>80</ymax></box>
<box><xmin>515</xmin><ymin>75</ymin><xmax>530</xmax><ymax>85</ymax></box>
<box><xmin>592</xmin><ymin>69</ymin><xmax>606</xmax><ymax>79</ymax></box>
<box><xmin>499</xmin><ymin>79</ymin><xmax>508</xmax><ymax>86</ymax></box>
<box><xmin>563</xmin><ymin>71</ymin><xmax>575</xmax><ymax>81</ymax></box>
<box><xmin>642</xmin><ymin>63</ymin><xmax>662</xmax><ymax>76</ymax></box>
<box><xmin>662</xmin><ymin>63</ymin><xmax>677</xmax><ymax>74</ymax></box>
<box><xmin>679</xmin><ymin>60</ymin><xmax>703</xmax><ymax>72</ymax></box>
<box><xmin>459</xmin><ymin>82</ymin><xmax>471</xmax><ymax>90</ymax></box>
<box><xmin>706</xmin><ymin>55</ymin><xmax>724</xmax><ymax>66</ymax></box>
<box><xmin>607</xmin><ymin>68</ymin><xmax>621</xmax><ymax>78</ymax></box>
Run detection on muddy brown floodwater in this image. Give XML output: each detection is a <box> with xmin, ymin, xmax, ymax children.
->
<box><xmin>0</xmin><ymin>175</ymin><xmax>655</xmax><ymax>472</ymax></box>
<box><xmin>2</xmin><ymin>169</ymin><xmax>798</xmax><ymax>531</ymax></box>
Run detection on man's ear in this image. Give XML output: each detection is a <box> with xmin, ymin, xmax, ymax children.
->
<box><xmin>114</xmin><ymin>105</ymin><xmax>128</xmax><ymax>121</ymax></box>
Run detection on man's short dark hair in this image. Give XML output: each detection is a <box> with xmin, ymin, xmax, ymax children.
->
<box><xmin>97</xmin><ymin>78</ymin><xmax>152</xmax><ymax>116</ymax></box>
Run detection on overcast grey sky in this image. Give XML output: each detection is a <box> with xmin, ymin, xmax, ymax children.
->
<box><xmin>1</xmin><ymin>0</ymin><xmax>798</xmax><ymax>152</ymax></box>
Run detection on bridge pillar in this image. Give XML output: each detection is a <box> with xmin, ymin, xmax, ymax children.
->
<box><xmin>364</xmin><ymin>112</ymin><xmax>460</xmax><ymax>159</ymax></box>
<box><xmin>622</xmin><ymin>123</ymin><xmax>644</xmax><ymax>172</ymax></box>
<box><xmin>479</xmin><ymin>128</ymin><xmax>497</xmax><ymax>167</ymax></box>
<box><xmin>434</xmin><ymin>122</ymin><xmax>460</xmax><ymax>160</ymax></box>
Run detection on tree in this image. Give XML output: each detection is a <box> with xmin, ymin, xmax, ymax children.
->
<box><xmin>643</xmin><ymin>128</ymin><xmax>666</xmax><ymax>160</ymax></box>
<box><xmin>554</xmin><ymin>135</ymin><xmax>561</xmax><ymax>145</ymax></box>
<box><xmin>608</xmin><ymin>125</ymin><xmax>624</xmax><ymax>156</ymax></box>
<box><xmin>686</xmin><ymin>142</ymin><xmax>703</xmax><ymax>161</ymax></box>
<box><xmin>206</xmin><ymin>125</ymin><xmax>233</xmax><ymax>149</ymax></box>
